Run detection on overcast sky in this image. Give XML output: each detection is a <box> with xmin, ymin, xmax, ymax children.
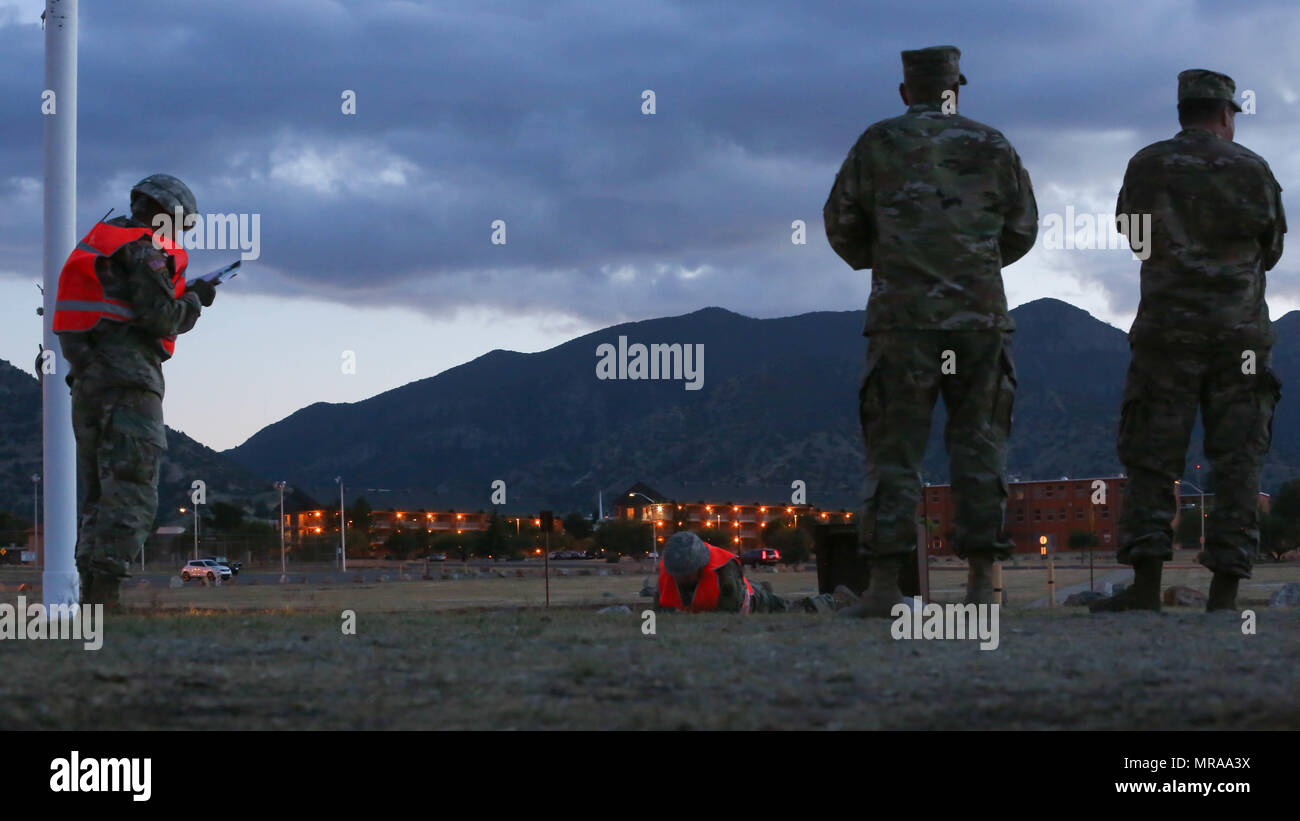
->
<box><xmin>2</xmin><ymin>0</ymin><xmax>1299</xmax><ymax>450</ymax></box>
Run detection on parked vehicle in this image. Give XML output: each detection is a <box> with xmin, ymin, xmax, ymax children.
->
<box><xmin>740</xmin><ymin>548</ymin><xmax>780</xmax><ymax>567</ymax></box>
<box><xmin>202</xmin><ymin>555</ymin><xmax>242</xmax><ymax>576</ymax></box>
<box><xmin>180</xmin><ymin>559</ymin><xmax>232</xmax><ymax>582</ymax></box>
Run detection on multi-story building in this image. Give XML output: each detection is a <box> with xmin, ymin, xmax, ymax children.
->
<box><xmin>283</xmin><ymin>508</ymin><xmax>559</xmax><ymax>550</ymax></box>
<box><xmin>619</xmin><ymin>482</ymin><xmax>853</xmax><ymax>552</ymax></box>
<box><xmin>918</xmin><ymin>476</ymin><xmax>1124</xmax><ymax>555</ymax></box>
<box><xmin>919</xmin><ymin>477</ymin><xmax>1270</xmax><ymax>554</ymax></box>
<box><xmin>620</xmin><ymin>477</ymin><xmax>1271</xmax><ymax>556</ymax></box>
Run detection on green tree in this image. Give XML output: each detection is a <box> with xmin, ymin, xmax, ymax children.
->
<box><xmin>764</xmin><ymin>524</ymin><xmax>812</xmax><ymax>566</ymax></box>
<box><xmin>433</xmin><ymin>530</ymin><xmax>478</xmax><ymax>562</ymax></box>
<box><xmin>209</xmin><ymin>501</ymin><xmax>245</xmax><ymax>533</ymax></box>
<box><xmin>0</xmin><ymin>509</ymin><xmax>31</xmax><ymax>545</ymax></box>
<box><xmin>562</xmin><ymin>512</ymin><xmax>593</xmax><ymax>540</ymax></box>
<box><xmin>1174</xmin><ymin>501</ymin><xmax>1207</xmax><ymax>549</ymax></box>
<box><xmin>694</xmin><ymin>525</ymin><xmax>734</xmax><ymax>551</ymax></box>
<box><xmin>1068</xmin><ymin>529</ymin><xmax>1099</xmax><ymax>550</ymax></box>
<box><xmin>1259</xmin><ymin>511</ymin><xmax>1289</xmax><ymax>562</ymax></box>
<box><xmin>348</xmin><ymin>496</ymin><xmax>373</xmax><ymax>533</ymax></box>
<box><xmin>384</xmin><ymin>528</ymin><xmax>429</xmax><ymax>559</ymax></box>
<box><xmin>595</xmin><ymin>519</ymin><xmax>653</xmax><ymax>558</ymax></box>
<box><xmin>1265</xmin><ymin>479</ymin><xmax>1300</xmax><ymax>557</ymax></box>
<box><xmin>478</xmin><ymin>512</ymin><xmax>513</xmax><ymax>560</ymax></box>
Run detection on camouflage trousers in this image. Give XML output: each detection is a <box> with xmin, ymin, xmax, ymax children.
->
<box><xmin>859</xmin><ymin>330</ymin><xmax>1015</xmax><ymax>560</ymax></box>
<box><xmin>749</xmin><ymin>581</ymin><xmax>789</xmax><ymax>613</ymax></box>
<box><xmin>71</xmin><ymin>381</ymin><xmax>167</xmax><ymax>578</ymax></box>
<box><xmin>1117</xmin><ymin>344</ymin><xmax>1281</xmax><ymax>578</ymax></box>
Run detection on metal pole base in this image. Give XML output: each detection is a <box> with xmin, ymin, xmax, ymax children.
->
<box><xmin>43</xmin><ymin>568</ymin><xmax>80</xmax><ymax>607</ymax></box>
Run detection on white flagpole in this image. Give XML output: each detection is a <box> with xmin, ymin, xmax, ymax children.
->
<box><xmin>42</xmin><ymin>0</ymin><xmax>79</xmax><ymax>607</ymax></box>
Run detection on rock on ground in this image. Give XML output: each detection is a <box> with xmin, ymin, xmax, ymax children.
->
<box><xmin>1163</xmin><ymin>585</ymin><xmax>1208</xmax><ymax>607</ymax></box>
<box><xmin>1269</xmin><ymin>582</ymin><xmax>1300</xmax><ymax>607</ymax></box>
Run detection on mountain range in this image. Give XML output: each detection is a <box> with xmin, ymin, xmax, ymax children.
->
<box><xmin>3</xmin><ymin>298</ymin><xmax>1298</xmax><ymax>521</ymax></box>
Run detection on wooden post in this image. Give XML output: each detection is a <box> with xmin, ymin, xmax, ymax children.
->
<box><xmin>915</xmin><ymin>518</ymin><xmax>930</xmax><ymax>603</ymax></box>
<box><xmin>992</xmin><ymin>562</ymin><xmax>1004</xmax><ymax>607</ymax></box>
<box><xmin>1047</xmin><ymin>557</ymin><xmax>1056</xmax><ymax>608</ymax></box>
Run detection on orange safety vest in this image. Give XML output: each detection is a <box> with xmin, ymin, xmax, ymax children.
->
<box><xmin>53</xmin><ymin>222</ymin><xmax>189</xmax><ymax>359</ymax></box>
<box><xmin>658</xmin><ymin>543</ymin><xmax>753</xmax><ymax>613</ymax></box>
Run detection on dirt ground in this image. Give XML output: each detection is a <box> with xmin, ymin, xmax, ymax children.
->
<box><xmin>2</xmin><ymin>561</ymin><xmax>1298</xmax><ymax>730</ymax></box>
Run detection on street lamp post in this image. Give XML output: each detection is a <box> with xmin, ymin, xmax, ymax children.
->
<box><xmin>179</xmin><ymin>506</ymin><xmax>198</xmax><ymax>560</ymax></box>
<box><xmin>274</xmin><ymin>481</ymin><xmax>287</xmax><ymax>576</ymax></box>
<box><xmin>627</xmin><ymin>492</ymin><xmax>658</xmax><ymax>561</ymax></box>
<box><xmin>1176</xmin><ymin>479</ymin><xmax>1207</xmax><ymax>552</ymax></box>
<box><xmin>30</xmin><ymin>474</ymin><xmax>39</xmax><ymax>569</ymax></box>
<box><xmin>335</xmin><ymin>476</ymin><xmax>347</xmax><ymax>573</ymax></box>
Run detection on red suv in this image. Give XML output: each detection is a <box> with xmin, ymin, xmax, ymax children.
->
<box><xmin>740</xmin><ymin>548</ymin><xmax>780</xmax><ymax>567</ymax></box>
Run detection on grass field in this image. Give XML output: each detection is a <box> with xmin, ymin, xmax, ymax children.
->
<box><xmin>2</xmin><ymin>558</ymin><xmax>1298</xmax><ymax>730</ymax></box>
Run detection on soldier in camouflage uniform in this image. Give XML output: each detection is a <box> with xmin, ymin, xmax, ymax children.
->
<box><xmin>55</xmin><ymin>175</ymin><xmax>217</xmax><ymax>609</ymax></box>
<box><xmin>1092</xmin><ymin>70</ymin><xmax>1285</xmax><ymax>614</ymax></box>
<box><xmin>823</xmin><ymin>46</ymin><xmax>1038</xmax><ymax>616</ymax></box>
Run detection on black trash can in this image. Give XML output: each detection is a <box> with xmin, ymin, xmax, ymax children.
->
<box><xmin>814</xmin><ymin>523</ymin><xmax>920</xmax><ymax>598</ymax></box>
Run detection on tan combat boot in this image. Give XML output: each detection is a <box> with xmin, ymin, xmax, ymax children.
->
<box><xmin>1206</xmin><ymin>573</ymin><xmax>1239</xmax><ymax>612</ymax></box>
<box><xmin>1089</xmin><ymin>557</ymin><xmax>1162</xmax><ymax>613</ymax></box>
<box><xmin>838</xmin><ymin>556</ymin><xmax>906</xmax><ymax>618</ymax></box>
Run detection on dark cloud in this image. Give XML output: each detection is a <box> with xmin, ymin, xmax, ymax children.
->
<box><xmin>2</xmin><ymin>0</ymin><xmax>1298</xmax><ymax>327</ymax></box>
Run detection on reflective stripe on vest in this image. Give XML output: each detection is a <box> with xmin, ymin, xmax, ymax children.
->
<box><xmin>657</xmin><ymin>544</ymin><xmax>750</xmax><ymax>613</ymax></box>
<box><xmin>53</xmin><ymin>222</ymin><xmax>188</xmax><ymax>359</ymax></box>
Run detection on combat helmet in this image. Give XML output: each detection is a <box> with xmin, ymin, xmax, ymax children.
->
<box><xmin>130</xmin><ymin>173</ymin><xmax>198</xmax><ymax>228</ymax></box>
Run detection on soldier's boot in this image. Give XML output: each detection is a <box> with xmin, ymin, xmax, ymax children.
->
<box><xmin>84</xmin><ymin>574</ymin><xmax>124</xmax><ymax>613</ymax></box>
<box><xmin>80</xmin><ymin>557</ymin><xmax>129</xmax><ymax>613</ymax></box>
<box><xmin>838</xmin><ymin>556</ymin><xmax>906</xmax><ymax>618</ymax></box>
<box><xmin>1206</xmin><ymin>574</ymin><xmax>1240</xmax><ymax>612</ymax></box>
<box><xmin>965</xmin><ymin>556</ymin><xmax>996</xmax><ymax>605</ymax></box>
<box><xmin>1089</xmin><ymin>558</ymin><xmax>1162</xmax><ymax>613</ymax></box>
<box><xmin>798</xmin><ymin>593</ymin><xmax>836</xmax><ymax>613</ymax></box>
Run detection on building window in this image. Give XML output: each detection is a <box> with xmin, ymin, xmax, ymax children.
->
<box><xmin>1101</xmin><ymin>508</ymin><xmax>1110</xmax><ymax>519</ymax></box>
<box><xmin>1045</xmin><ymin>487</ymin><xmax>1053</xmax><ymax>498</ymax></box>
<box><xmin>1033</xmin><ymin>509</ymin><xmax>1041</xmax><ymax>521</ymax></box>
<box><xmin>1015</xmin><ymin>488</ymin><xmax>1025</xmax><ymax>500</ymax></box>
<box><xmin>1076</xmin><ymin>509</ymin><xmax>1084</xmax><ymax>520</ymax></box>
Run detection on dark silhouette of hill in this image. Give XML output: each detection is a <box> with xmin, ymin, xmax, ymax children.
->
<box><xmin>223</xmin><ymin>298</ymin><xmax>1300</xmax><ymax>512</ymax></box>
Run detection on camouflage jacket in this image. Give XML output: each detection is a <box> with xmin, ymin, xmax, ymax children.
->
<box><xmin>58</xmin><ymin>216</ymin><xmax>203</xmax><ymax>398</ymax></box>
<box><xmin>823</xmin><ymin>102</ymin><xmax>1038</xmax><ymax>334</ymax></box>
<box><xmin>1116</xmin><ymin>128</ymin><xmax>1286</xmax><ymax>350</ymax></box>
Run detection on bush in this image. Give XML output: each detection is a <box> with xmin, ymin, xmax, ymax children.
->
<box><xmin>594</xmin><ymin>519</ymin><xmax>653</xmax><ymax>558</ymax></box>
<box><xmin>764</xmin><ymin>524</ymin><xmax>812</xmax><ymax>565</ymax></box>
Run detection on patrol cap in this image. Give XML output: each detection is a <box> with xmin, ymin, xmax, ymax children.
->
<box><xmin>662</xmin><ymin>531</ymin><xmax>710</xmax><ymax>576</ymax></box>
<box><xmin>901</xmin><ymin>45</ymin><xmax>967</xmax><ymax>87</ymax></box>
<box><xmin>1178</xmin><ymin>69</ymin><xmax>1243</xmax><ymax>112</ymax></box>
